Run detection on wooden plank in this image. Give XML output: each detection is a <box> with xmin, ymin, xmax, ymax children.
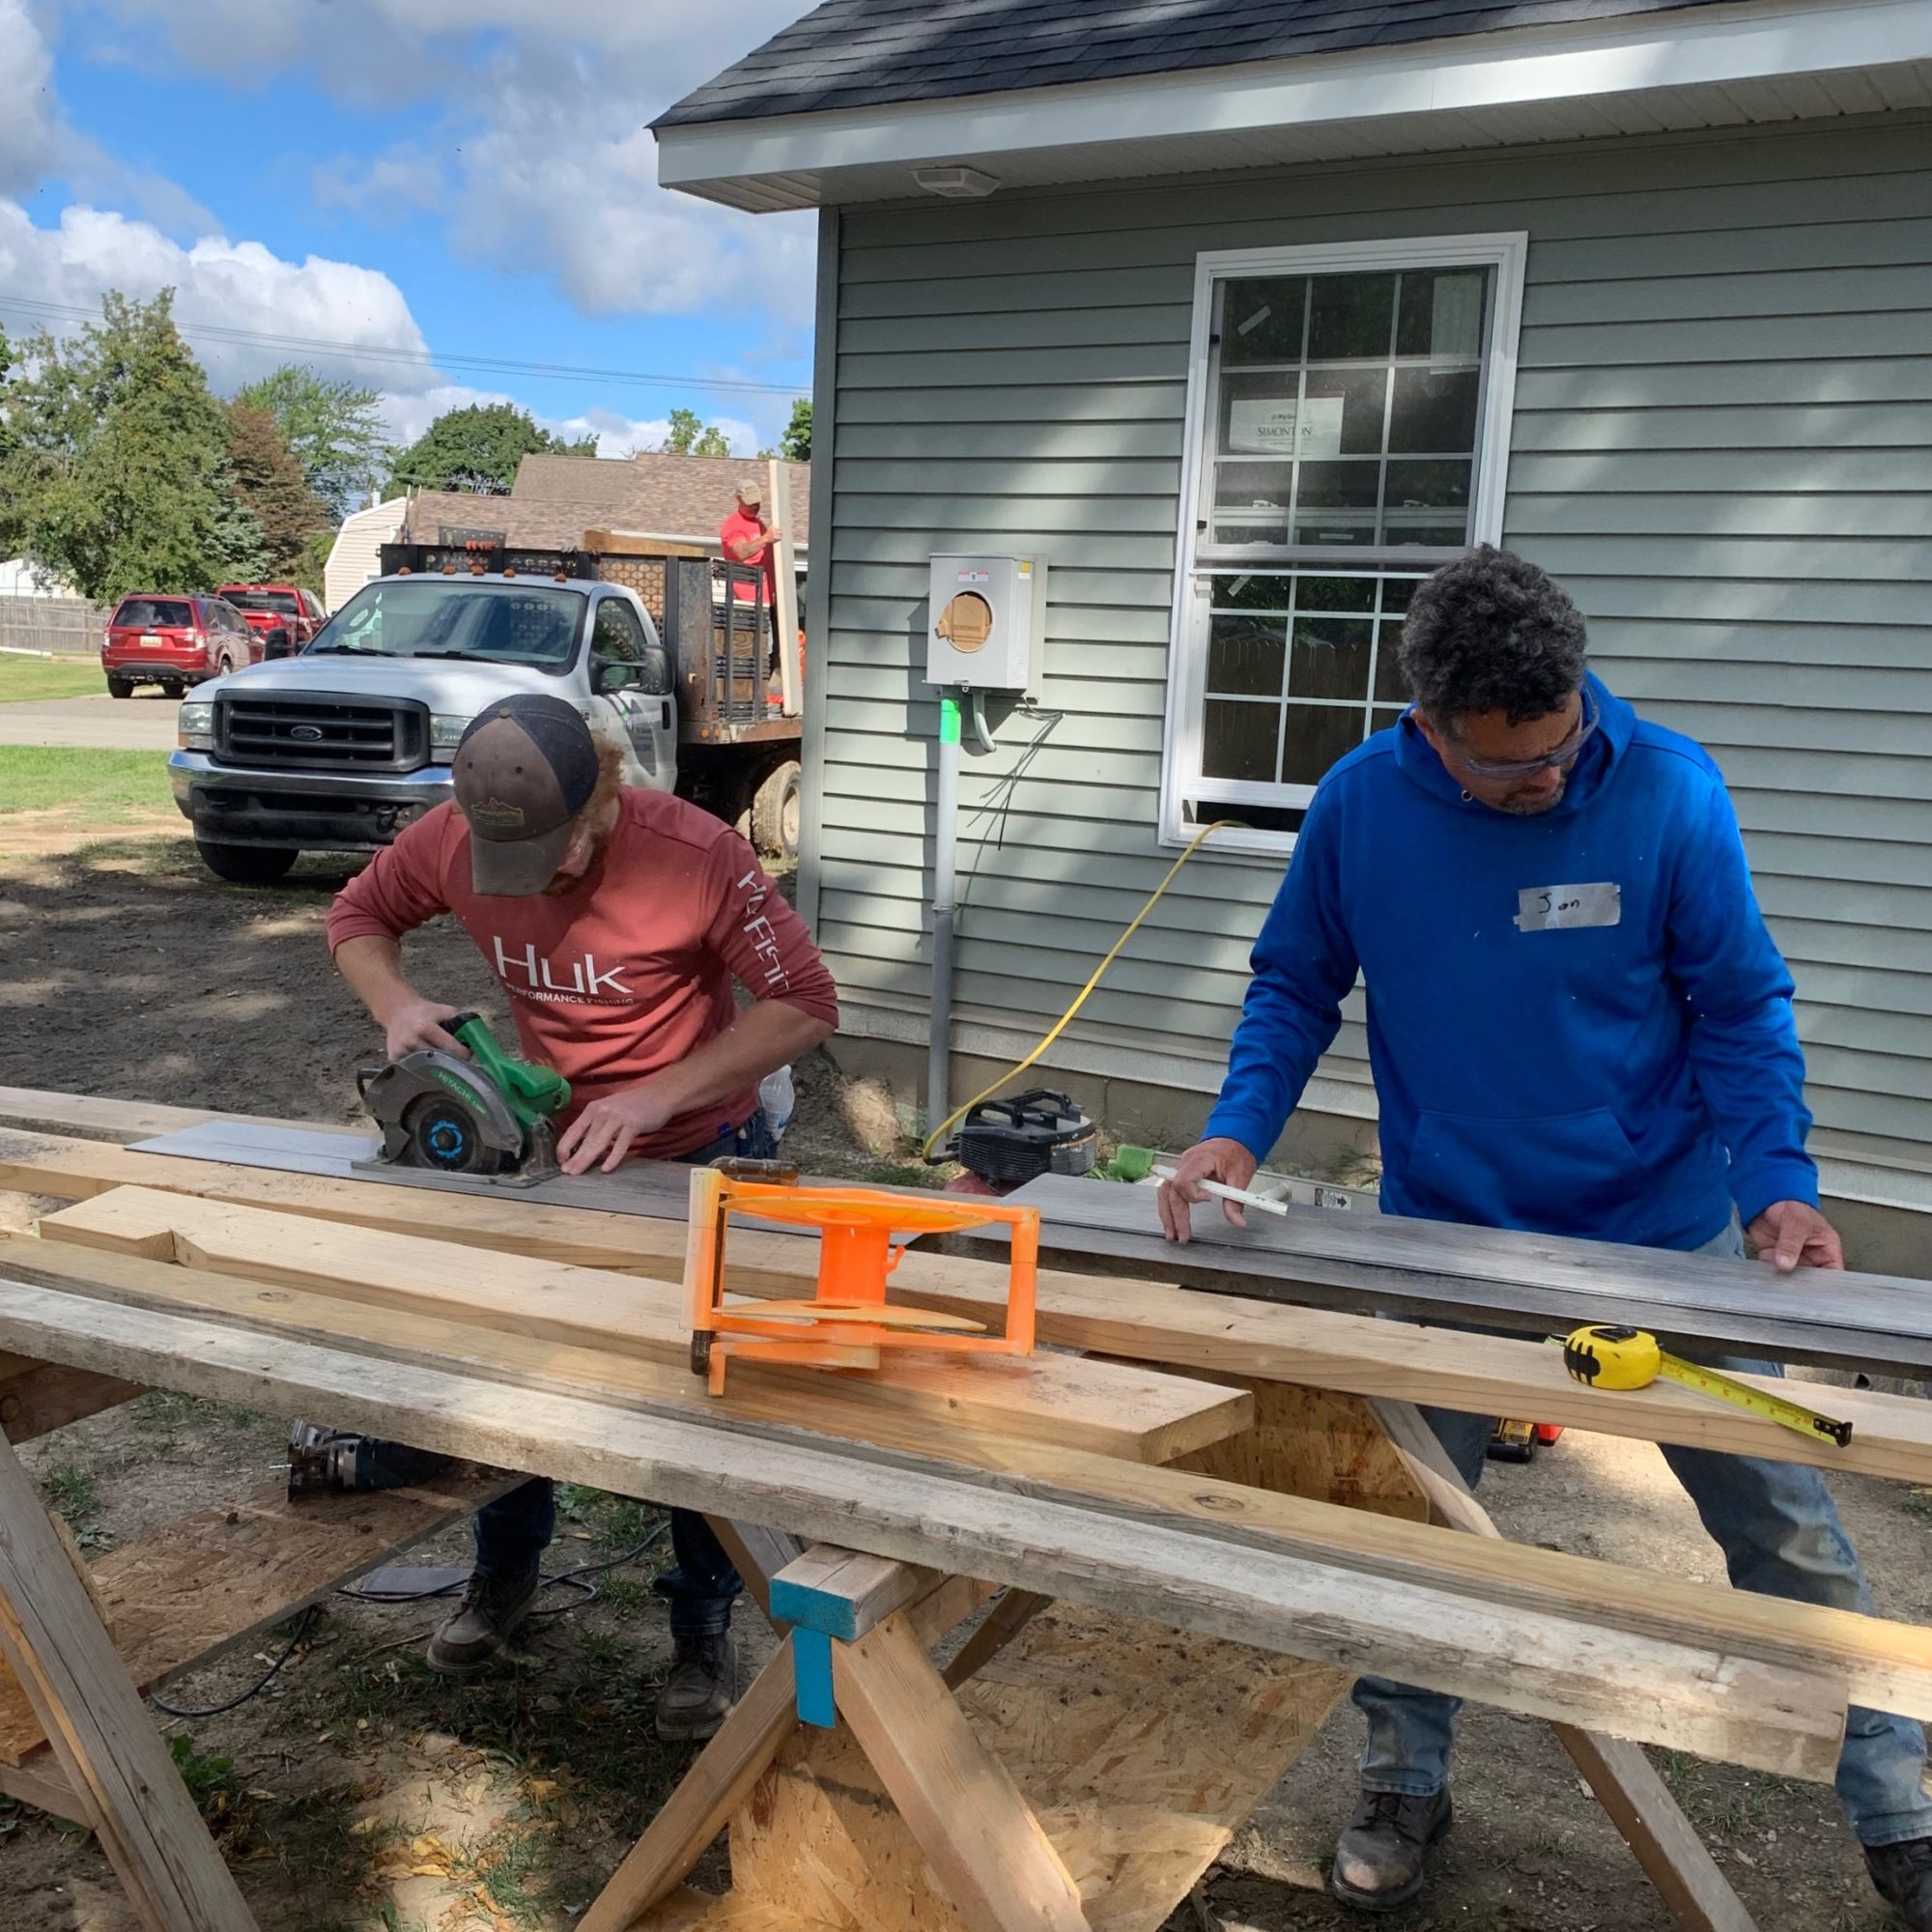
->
<box><xmin>2</xmin><ymin>1232</ymin><xmax>1914</xmax><ymax>1761</ymax></box>
<box><xmin>15</xmin><ymin>1131</ymin><xmax>1930</xmax><ymax>1481</ymax></box>
<box><xmin>580</xmin><ymin>1639</ymin><xmax>799</xmax><ymax>1932</ymax></box>
<box><xmin>1369</xmin><ymin>1400</ymin><xmax>1757</xmax><ymax>1932</ymax></box>
<box><xmin>1001</xmin><ymin>1172</ymin><xmax>1932</xmax><ymax>1376</ymax></box>
<box><xmin>767</xmin><ymin>457</ymin><xmax>800</xmax><ymax>720</ymax></box>
<box><xmin>33</xmin><ymin>1189</ymin><xmax>1248</xmax><ymax>1466</ymax></box>
<box><xmin>0</xmin><ymin>1752</ymin><xmax>86</xmax><ymax>1822</ymax></box>
<box><xmin>0</xmin><ymin>1463</ymin><xmax>508</xmax><ymax>1765</ymax></box>
<box><xmin>706</xmin><ymin>1520</ymin><xmax>805</xmax><ymax>1624</ymax></box>
<box><xmin>5</xmin><ymin>1223</ymin><xmax>1887</xmax><ymax>1748</ymax></box>
<box><xmin>0</xmin><ymin>1236</ymin><xmax>1235</xmax><ymax>1509</ymax></box>
<box><xmin>0</xmin><ymin>1358</ymin><xmax>145</xmax><ymax>1441</ymax></box>
<box><xmin>831</xmin><ymin>1613</ymin><xmax>1092</xmax><ymax>1932</ymax></box>
<box><xmin>942</xmin><ymin>1589</ymin><xmax>1052</xmax><ymax>1690</ymax></box>
<box><xmin>883</xmin><ymin>1250</ymin><xmax>1932</xmax><ymax>1485</ymax></box>
<box><xmin>0</xmin><ymin>1423</ymin><xmax>260</xmax><ymax>1932</ymax></box>
<box><xmin>770</xmin><ymin>1545</ymin><xmax>941</xmax><ymax>1641</ymax></box>
<box><xmin>0</xmin><ymin>1088</ymin><xmax>273</xmax><ymax>1144</ymax></box>
<box><xmin>0</xmin><ymin>1275</ymin><xmax>1862</xmax><ymax>1778</ymax></box>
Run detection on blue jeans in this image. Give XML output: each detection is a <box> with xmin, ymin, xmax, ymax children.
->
<box><xmin>1352</xmin><ymin>1222</ymin><xmax>1932</xmax><ymax>1849</ymax></box>
<box><xmin>473</xmin><ymin>1111</ymin><xmax>780</xmax><ymax>1634</ymax></box>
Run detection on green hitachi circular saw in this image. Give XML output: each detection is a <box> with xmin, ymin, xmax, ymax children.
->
<box><xmin>355</xmin><ymin>1011</ymin><xmax>570</xmax><ymax>1187</ymax></box>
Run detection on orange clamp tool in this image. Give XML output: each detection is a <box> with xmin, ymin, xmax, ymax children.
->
<box><xmin>685</xmin><ymin>1166</ymin><xmax>1038</xmax><ymax>1396</ymax></box>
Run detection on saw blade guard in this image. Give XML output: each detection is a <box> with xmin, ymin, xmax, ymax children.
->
<box><xmin>359</xmin><ymin>1049</ymin><xmax>528</xmax><ymax>1173</ymax></box>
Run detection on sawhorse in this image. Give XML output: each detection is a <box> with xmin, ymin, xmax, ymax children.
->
<box><xmin>580</xmin><ymin>1382</ymin><xmax>1758</xmax><ymax>1932</ymax></box>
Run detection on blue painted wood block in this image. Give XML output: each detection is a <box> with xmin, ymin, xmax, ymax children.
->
<box><xmin>769</xmin><ymin>1578</ymin><xmax>861</xmax><ymax>1641</ymax></box>
<box><xmin>794</xmin><ymin>1626</ymin><xmax>837</xmax><ymax>1728</ymax></box>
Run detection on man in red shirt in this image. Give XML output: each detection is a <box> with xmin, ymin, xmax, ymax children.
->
<box><xmin>720</xmin><ymin>476</ymin><xmax>781</xmax><ymax>667</ymax></box>
<box><xmin>327</xmin><ymin>694</ymin><xmax>837</xmax><ymax>1736</ymax></box>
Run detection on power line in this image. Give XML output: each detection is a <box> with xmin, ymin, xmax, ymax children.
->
<box><xmin>0</xmin><ymin>293</ymin><xmax>805</xmax><ymax>397</ymax></box>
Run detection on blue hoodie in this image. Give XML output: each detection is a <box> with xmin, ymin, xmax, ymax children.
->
<box><xmin>1202</xmin><ymin>673</ymin><xmax>1818</xmax><ymax>1251</ymax></box>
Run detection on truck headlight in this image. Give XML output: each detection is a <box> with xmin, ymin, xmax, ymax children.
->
<box><xmin>429</xmin><ymin>714</ymin><xmax>472</xmax><ymax>758</ymax></box>
<box><xmin>178</xmin><ymin>701</ymin><xmax>214</xmax><ymax>751</ymax></box>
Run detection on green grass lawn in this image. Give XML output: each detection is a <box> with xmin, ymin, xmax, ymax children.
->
<box><xmin>0</xmin><ymin>654</ymin><xmax>106</xmax><ymax>702</ymax></box>
<box><xmin>0</xmin><ymin>745</ymin><xmax>175</xmax><ymax>819</ymax></box>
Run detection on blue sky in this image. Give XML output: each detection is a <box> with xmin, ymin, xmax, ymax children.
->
<box><xmin>0</xmin><ymin>0</ymin><xmax>815</xmax><ymax>458</ymax></box>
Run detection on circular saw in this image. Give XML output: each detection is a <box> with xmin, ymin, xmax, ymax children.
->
<box><xmin>355</xmin><ymin>1011</ymin><xmax>570</xmax><ymax>1187</ymax></box>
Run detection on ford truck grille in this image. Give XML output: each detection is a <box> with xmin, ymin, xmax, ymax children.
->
<box><xmin>215</xmin><ymin>696</ymin><xmax>427</xmax><ymax>773</ymax></box>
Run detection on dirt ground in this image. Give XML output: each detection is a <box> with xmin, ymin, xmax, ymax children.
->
<box><xmin>0</xmin><ymin>829</ymin><xmax>1925</xmax><ymax>1931</ymax></box>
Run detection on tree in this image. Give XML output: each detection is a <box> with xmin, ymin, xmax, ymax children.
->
<box><xmin>208</xmin><ymin>459</ymin><xmax>272</xmax><ymax>582</ymax></box>
<box><xmin>386</xmin><ymin>402</ymin><xmax>594</xmax><ymax>496</ymax></box>
<box><xmin>0</xmin><ymin>290</ymin><xmax>242</xmax><ymax>601</ymax></box>
<box><xmin>0</xmin><ymin>327</ymin><xmax>17</xmax><ymax>556</ymax></box>
<box><xmin>780</xmin><ymin>397</ymin><xmax>811</xmax><ymax>464</ymax></box>
<box><xmin>661</xmin><ymin>406</ymin><xmax>731</xmax><ymax>458</ymax></box>
<box><xmin>225</xmin><ymin>403</ymin><xmax>330</xmax><ymax>577</ymax></box>
<box><xmin>237</xmin><ymin>366</ymin><xmax>391</xmax><ymax>518</ymax></box>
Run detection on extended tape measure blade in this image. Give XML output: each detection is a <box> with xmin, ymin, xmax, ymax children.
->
<box><xmin>1658</xmin><ymin>1355</ymin><xmax>1853</xmax><ymax>1448</ymax></box>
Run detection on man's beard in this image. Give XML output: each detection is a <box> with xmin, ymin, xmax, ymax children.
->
<box><xmin>1496</xmin><ymin>772</ymin><xmax>1568</xmax><ymax>816</ymax></box>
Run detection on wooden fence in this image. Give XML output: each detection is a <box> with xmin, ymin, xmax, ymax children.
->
<box><xmin>0</xmin><ymin>598</ymin><xmax>110</xmax><ymax>656</ymax></box>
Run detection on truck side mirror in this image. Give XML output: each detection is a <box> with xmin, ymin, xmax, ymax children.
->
<box><xmin>593</xmin><ymin>659</ymin><xmax>641</xmax><ymax>695</ymax></box>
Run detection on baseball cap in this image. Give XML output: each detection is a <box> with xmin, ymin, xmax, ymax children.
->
<box><xmin>451</xmin><ymin>695</ymin><xmax>600</xmax><ymax>896</ymax></box>
<box><xmin>737</xmin><ymin>477</ymin><xmax>763</xmax><ymax>505</ymax></box>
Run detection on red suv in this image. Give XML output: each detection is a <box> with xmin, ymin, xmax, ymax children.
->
<box><xmin>216</xmin><ymin>583</ymin><xmax>327</xmax><ymax>659</ymax></box>
<box><xmin>101</xmin><ymin>594</ymin><xmax>263</xmax><ymax>698</ymax></box>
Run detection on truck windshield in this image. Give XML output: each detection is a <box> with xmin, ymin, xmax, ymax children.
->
<box><xmin>222</xmin><ymin>589</ymin><xmax>299</xmax><ymax>614</ymax></box>
<box><xmin>308</xmin><ymin>581</ymin><xmax>585</xmax><ymax>668</ymax></box>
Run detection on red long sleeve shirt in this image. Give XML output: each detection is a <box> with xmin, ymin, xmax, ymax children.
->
<box><xmin>327</xmin><ymin>789</ymin><xmax>838</xmax><ymax>1159</ymax></box>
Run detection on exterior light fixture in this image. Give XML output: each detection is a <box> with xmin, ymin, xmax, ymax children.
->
<box><xmin>913</xmin><ymin>164</ymin><xmax>1000</xmax><ymax>198</ymax></box>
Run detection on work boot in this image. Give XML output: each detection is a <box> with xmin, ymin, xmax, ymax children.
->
<box><xmin>424</xmin><ymin>1567</ymin><xmax>540</xmax><ymax>1677</ymax></box>
<box><xmin>1866</xmin><ymin>1835</ymin><xmax>1932</xmax><ymax>1929</ymax></box>
<box><xmin>655</xmin><ymin>1632</ymin><xmax>737</xmax><ymax>1742</ymax></box>
<box><xmin>1330</xmin><ymin>1786</ymin><xmax>1453</xmax><ymax>1912</ymax></box>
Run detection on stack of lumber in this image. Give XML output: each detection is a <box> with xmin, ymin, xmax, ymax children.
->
<box><xmin>6</xmin><ymin>1125</ymin><xmax>1932</xmax><ymax>1480</ymax></box>
<box><xmin>8</xmin><ymin>1179</ymin><xmax>1932</xmax><ymax>1782</ymax></box>
<box><xmin>10</xmin><ymin>1090</ymin><xmax>1932</xmax><ymax>1931</ymax></box>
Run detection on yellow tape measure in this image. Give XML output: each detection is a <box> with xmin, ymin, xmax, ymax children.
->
<box><xmin>1560</xmin><ymin>1324</ymin><xmax>1853</xmax><ymax>1448</ymax></box>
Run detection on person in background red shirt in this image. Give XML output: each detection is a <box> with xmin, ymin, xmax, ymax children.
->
<box><xmin>327</xmin><ymin>693</ymin><xmax>837</xmax><ymax>1739</ymax></box>
<box><xmin>720</xmin><ymin>476</ymin><xmax>781</xmax><ymax>668</ymax></box>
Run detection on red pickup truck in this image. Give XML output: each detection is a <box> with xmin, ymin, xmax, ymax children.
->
<box><xmin>215</xmin><ymin>583</ymin><xmax>327</xmax><ymax>659</ymax></box>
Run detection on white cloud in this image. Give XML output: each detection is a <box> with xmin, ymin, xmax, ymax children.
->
<box><xmin>313</xmin><ymin>146</ymin><xmax>446</xmax><ymax>223</ymax></box>
<box><xmin>0</xmin><ymin>0</ymin><xmax>61</xmax><ymax>194</ymax></box>
<box><xmin>78</xmin><ymin>0</ymin><xmax>817</xmax><ymax>327</ymax></box>
<box><xmin>0</xmin><ymin>199</ymin><xmax>433</xmax><ymax>394</ymax></box>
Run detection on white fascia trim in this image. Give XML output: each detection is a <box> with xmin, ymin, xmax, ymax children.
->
<box><xmin>657</xmin><ymin>0</ymin><xmax>1932</xmax><ymax>195</ymax></box>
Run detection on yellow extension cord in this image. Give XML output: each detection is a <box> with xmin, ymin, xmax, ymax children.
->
<box><xmin>921</xmin><ymin>818</ymin><xmax>1243</xmax><ymax>1160</ymax></box>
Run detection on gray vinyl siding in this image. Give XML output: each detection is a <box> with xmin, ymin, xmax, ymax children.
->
<box><xmin>810</xmin><ymin>110</ymin><xmax>1932</xmax><ymax>1168</ymax></box>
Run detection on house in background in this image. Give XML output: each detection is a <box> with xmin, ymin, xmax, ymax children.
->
<box><xmin>657</xmin><ymin>0</ymin><xmax>1932</xmax><ymax>1255</ymax></box>
<box><xmin>399</xmin><ymin>451</ymin><xmax>811</xmax><ymax>563</ymax></box>
<box><xmin>322</xmin><ymin>497</ymin><xmax>408</xmax><ymax>611</ymax></box>
<box><xmin>0</xmin><ymin>558</ymin><xmax>80</xmax><ymax>599</ymax></box>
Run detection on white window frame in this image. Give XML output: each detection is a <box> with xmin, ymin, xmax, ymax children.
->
<box><xmin>1159</xmin><ymin>230</ymin><xmax>1529</xmax><ymax>857</ymax></box>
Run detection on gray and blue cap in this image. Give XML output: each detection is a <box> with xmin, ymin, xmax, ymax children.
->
<box><xmin>452</xmin><ymin>694</ymin><xmax>600</xmax><ymax>896</ymax></box>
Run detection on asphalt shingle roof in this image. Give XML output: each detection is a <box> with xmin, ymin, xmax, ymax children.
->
<box><xmin>656</xmin><ymin>0</ymin><xmax>1740</xmax><ymax>128</ymax></box>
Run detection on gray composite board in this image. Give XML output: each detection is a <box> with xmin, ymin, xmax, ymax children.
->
<box><xmin>999</xmin><ymin>1175</ymin><xmax>1932</xmax><ymax>1378</ymax></box>
<box><xmin>816</xmin><ymin>111</ymin><xmax>1932</xmax><ymax>1161</ymax></box>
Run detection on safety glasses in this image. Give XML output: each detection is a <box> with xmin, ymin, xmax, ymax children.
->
<box><xmin>1448</xmin><ymin>685</ymin><xmax>1599</xmax><ymax>781</ymax></box>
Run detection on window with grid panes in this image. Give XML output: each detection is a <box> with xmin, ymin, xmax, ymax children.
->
<box><xmin>1165</xmin><ymin>236</ymin><xmax>1524</xmax><ymax>849</ymax></box>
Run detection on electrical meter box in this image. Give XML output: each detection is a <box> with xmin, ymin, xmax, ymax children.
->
<box><xmin>926</xmin><ymin>554</ymin><xmax>1046</xmax><ymax>694</ymax></box>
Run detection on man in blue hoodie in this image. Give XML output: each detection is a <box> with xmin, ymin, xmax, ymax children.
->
<box><xmin>1158</xmin><ymin>547</ymin><xmax>1932</xmax><ymax>1924</ymax></box>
